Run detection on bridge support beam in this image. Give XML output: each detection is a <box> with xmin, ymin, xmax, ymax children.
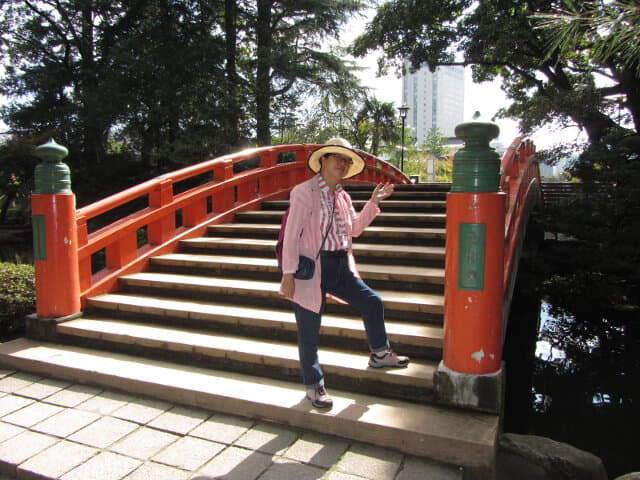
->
<box><xmin>436</xmin><ymin>119</ymin><xmax>505</xmax><ymax>414</ymax></box>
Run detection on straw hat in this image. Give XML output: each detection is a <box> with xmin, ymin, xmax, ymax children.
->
<box><xmin>308</xmin><ymin>138</ymin><xmax>366</xmax><ymax>180</ymax></box>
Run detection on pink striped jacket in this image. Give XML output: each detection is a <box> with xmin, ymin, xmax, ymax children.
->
<box><xmin>280</xmin><ymin>175</ymin><xmax>380</xmax><ymax>313</ymax></box>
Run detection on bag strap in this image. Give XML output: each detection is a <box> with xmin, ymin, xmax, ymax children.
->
<box><xmin>315</xmin><ymin>195</ymin><xmax>336</xmax><ymax>260</ymax></box>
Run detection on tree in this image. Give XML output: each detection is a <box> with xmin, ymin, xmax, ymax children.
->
<box><xmin>400</xmin><ymin>127</ymin><xmax>450</xmax><ymax>182</ymax></box>
<box><xmin>352</xmin><ymin>0</ymin><xmax>640</xmax><ymax>314</ymax></box>
<box><xmin>352</xmin><ymin>0</ymin><xmax>639</xmax><ymax>144</ymax></box>
<box><xmin>245</xmin><ymin>0</ymin><xmax>365</xmax><ymax>146</ymax></box>
<box><xmin>0</xmin><ymin>0</ymin><xmax>245</xmax><ymax>202</ymax></box>
<box><xmin>423</xmin><ymin>126</ymin><xmax>447</xmax><ymax>158</ymax></box>
<box><xmin>350</xmin><ymin>97</ymin><xmax>399</xmax><ymax>155</ymax></box>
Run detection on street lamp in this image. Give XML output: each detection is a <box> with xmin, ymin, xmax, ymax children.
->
<box><xmin>398</xmin><ymin>105</ymin><xmax>409</xmax><ymax>172</ymax></box>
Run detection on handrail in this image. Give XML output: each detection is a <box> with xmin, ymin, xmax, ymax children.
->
<box><xmin>75</xmin><ymin>144</ymin><xmax>409</xmax><ymax>305</ymax></box>
<box><xmin>500</xmin><ymin>137</ymin><xmax>542</xmax><ymax>327</ymax></box>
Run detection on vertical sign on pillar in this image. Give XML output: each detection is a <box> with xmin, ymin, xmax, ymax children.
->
<box><xmin>31</xmin><ymin>139</ymin><xmax>81</xmax><ymax>318</ymax></box>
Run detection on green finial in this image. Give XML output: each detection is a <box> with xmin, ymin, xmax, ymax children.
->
<box><xmin>34</xmin><ymin>139</ymin><xmax>72</xmax><ymax>194</ymax></box>
<box><xmin>451</xmin><ymin>116</ymin><xmax>501</xmax><ymax>193</ymax></box>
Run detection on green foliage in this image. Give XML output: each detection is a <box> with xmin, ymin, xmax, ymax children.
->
<box><xmin>0</xmin><ymin>137</ymin><xmax>39</xmax><ymax>225</ymax></box>
<box><xmin>0</xmin><ymin>262</ymin><xmax>34</xmax><ymax>340</ymax></box>
<box><xmin>539</xmin><ymin>132</ymin><xmax>640</xmax><ymax>312</ymax></box>
<box><xmin>355</xmin><ymin>0</ymin><xmax>640</xmax><ymax>316</ymax></box>
<box><xmin>0</xmin><ymin>0</ymin><xmax>367</xmax><ymax>194</ymax></box>
<box><xmin>397</xmin><ymin>127</ymin><xmax>450</xmax><ymax>182</ymax></box>
<box><xmin>352</xmin><ymin>0</ymin><xmax>638</xmax><ymax>145</ymax></box>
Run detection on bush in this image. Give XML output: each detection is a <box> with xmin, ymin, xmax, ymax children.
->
<box><xmin>0</xmin><ymin>262</ymin><xmax>35</xmax><ymax>340</ymax></box>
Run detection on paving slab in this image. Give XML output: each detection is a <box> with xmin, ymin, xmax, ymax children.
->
<box><xmin>77</xmin><ymin>391</ymin><xmax>136</xmax><ymax>416</ymax></box>
<box><xmin>325</xmin><ymin>471</ymin><xmax>369</xmax><ymax>480</ymax></box>
<box><xmin>335</xmin><ymin>443</ymin><xmax>403</xmax><ymax>480</ymax></box>
<box><xmin>111</xmin><ymin>397</ymin><xmax>172</xmax><ymax>425</ymax></box>
<box><xmin>194</xmin><ymin>445</ymin><xmax>272</xmax><ymax>480</ymax></box>
<box><xmin>69</xmin><ymin>416</ymin><xmax>140</xmax><ymax>449</ymax></box>
<box><xmin>0</xmin><ymin>395</ymin><xmax>34</xmax><ymax>417</ymax></box>
<box><xmin>258</xmin><ymin>457</ymin><xmax>326</xmax><ymax>480</ymax></box>
<box><xmin>147</xmin><ymin>405</ymin><xmax>210</xmax><ymax>435</ymax></box>
<box><xmin>234</xmin><ymin>421</ymin><xmax>299</xmax><ymax>455</ymax></box>
<box><xmin>189</xmin><ymin>413</ymin><xmax>253</xmax><ymax>445</ymax></box>
<box><xmin>0</xmin><ymin>430</ymin><xmax>58</xmax><ymax>476</ymax></box>
<box><xmin>44</xmin><ymin>384</ymin><xmax>102</xmax><ymax>408</ymax></box>
<box><xmin>0</xmin><ymin>421</ymin><xmax>24</xmax><ymax>443</ymax></box>
<box><xmin>14</xmin><ymin>377</ymin><xmax>71</xmax><ymax>400</ymax></box>
<box><xmin>396</xmin><ymin>456</ymin><xmax>464</xmax><ymax>480</ymax></box>
<box><xmin>123</xmin><ymin>461</ymin><xmax>190</xmax><ymax>480</ymax></box>
<box><xmin>284</xmin><ymin>431</ymin><xmax>350</xmax><ymax>469</ymax></box>
<box><xmin>151</xmin><ymin>435</ymin><xmax>224</xmax><ymax>471</ymax></box>
<box><xmin>2</xmin><ymin>402</ymin><xmax>63</xmax><ymax>428</ymax></box>
<box><xmin>60</xmin><ymin>451</ymin><xmax>141</xmax><ymax>480</ymax></box>
<box><xmin>16</xmin><ymin>439</ymin><xmax>98</xmax><ymax>479</ymax></box>
<box><xmin>0</xmin><ymin>373</ymin><xmax>43</xmax><ymax>394</ymax></box>
<box><xmin>32</xmin><ymin>407</ymin><xmax>100</xmax><ymax>438</ymax></box>
<box><xmin>109</xmin><ymin>426</ymin><xmax>179</xmax><ymax>460</ymax></box>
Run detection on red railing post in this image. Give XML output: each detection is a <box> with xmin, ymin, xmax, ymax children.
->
<box><xmin>259</xmin><ymin>150</ymin><xmax>278</xmax><ymax>195</ymax></box>
<box><xmin>213</xmin><ymin>160</ymin><xmax>234</xmax><ymax>212</ymax></box>
<box><xmin>30</xmin><ymin>140</ymin><xmax>81</xmax><ymax>320</ymax></box>
<box><xmin>435</xmin><ymin>120</ymin><xmax>505</xmax><ymax>414</ymax></box>
<box><xmin>148</xmin><ymin>178</ymin><xmax>175</xmax><ymax>245</ymax></box>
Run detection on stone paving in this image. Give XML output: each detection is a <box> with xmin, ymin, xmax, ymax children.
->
<box><xmin>0</xmin><ymin>370</ymin><xmax>462</xmax><ymax>480</ymax></box>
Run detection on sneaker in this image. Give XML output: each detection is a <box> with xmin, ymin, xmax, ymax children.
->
<box><xmin>368</xmin><ymin>349</ymin><xmax>410</xmax><ymax>368</ymax></box>
<box><xmin>306</xmin><ymin>386</ymin><xmax>333</xmax><ymax>409</ymax></box>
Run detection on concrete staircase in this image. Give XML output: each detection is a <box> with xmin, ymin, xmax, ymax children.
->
<box><xmin>0</xmin><ymin>183</ymin><xmax>499</xmax><ymax>474</ymax></box>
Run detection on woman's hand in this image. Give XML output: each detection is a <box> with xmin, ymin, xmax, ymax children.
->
<box><xmin>279</xmin><ymin>273</ymin><xmax>295</xmax><ymax>298</ymax></box>
<box><xmin>370</xmin><ymin>182</ymin><xmax>394</xmax><ymax>205</ymax></box>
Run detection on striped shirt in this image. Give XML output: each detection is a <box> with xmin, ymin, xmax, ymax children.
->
<box><xmin>317</xmin><ymin>175</ymin><xmax>349</xmax><ymax>251</ymax></box>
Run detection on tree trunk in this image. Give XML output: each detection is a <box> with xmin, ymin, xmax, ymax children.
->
<box><xmin>224</xmin><ymin>0</ymin><xmax>240</xmax><ymax>150</ymax></box>
<box><xmin>79</xmin><ymin>3</ymin><xmax>106</xmax><ymax>164</ymax></box>
<box><xmin>255</xmin><ymin>0</ymin><xmax>273</xmax><ymax>146</ymax></box>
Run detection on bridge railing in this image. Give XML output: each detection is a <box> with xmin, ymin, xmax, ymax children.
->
<box><xmin>73</xmin><ymin>144</ymin><xmax>408</xmax><ymax>306</ymax></box>
<box><xmin>500</xmin><ymin>137</ymin><xmax>542</xmax><ymax>326</ymax></box>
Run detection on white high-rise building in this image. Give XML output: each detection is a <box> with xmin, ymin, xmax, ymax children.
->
<box><xmin>402</xmin><ymin>65</ymin><xmax>465</xmax><ymax>143</ymax></box>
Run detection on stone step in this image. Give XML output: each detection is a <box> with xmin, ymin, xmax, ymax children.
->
<box><xmin>262</xmin><ymin>199</ymin><xmax>447</xmax><ymax>212</ymax></box>
<box><xmin>346</xmin><ymin>190</ymin><xmax>448</xmax><ymax>200</ymax></box>
<box><xmin>180</xmin><ymin>237</ymin><xmax>446</xmax><ymax>264</ymax></box>
<box><xmin>150</xmin><ymin>253</ymin><xmax>445</xmax><ymax>286</ymax></box>
<box><xmin>235</xmin><ymin>210</ymin><xmax>447</xmax><ymax>226</ymax></box>
<box><xmin>204</xmin><ymin>224</ymin><xmax>447</xmax><ymax>244</ymax></box>
<box><xmin>118</xmin><ymin>272</ymin><xmax>445</xmax><ymax>317</ymax></box>
<box><xmin>345</xmin><ymin>182</ymin><xmax>452</xmax><ymax>191</ymax></box>
<box><xmin>55</xmin><ymin>317</ymin><xmax>437</xmax><ymax>401</ymax></box>
<box><xmin>86</xmin><ymin>293</ymin><xmax>444</xmax><ymax>359</ymax></box>
<box><xmin>0</xmin><ymin>338</ymin><xmax>498</xmax><ymax>471</ymax></box>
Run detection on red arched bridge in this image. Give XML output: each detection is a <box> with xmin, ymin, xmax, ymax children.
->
<box><xmin>0</xmin><ymin>135</ymin><xmax>541</xmax><ymax>475</ymax></box>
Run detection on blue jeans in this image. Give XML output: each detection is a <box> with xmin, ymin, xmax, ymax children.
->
<box><xmin>293</xmin><ymin>253</ymin><xmax>390</xmax><ymax>389</ymax></box>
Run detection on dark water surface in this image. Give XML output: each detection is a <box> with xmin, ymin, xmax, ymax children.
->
<box><xmin>503</xmin><ymin>270</ymin><xmax>639</xmax><ymax>478</ymax></box>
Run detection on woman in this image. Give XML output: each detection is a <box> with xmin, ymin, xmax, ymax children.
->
<box><xmin>279</xmin><ymin>138</ymin><xmax>409</xmax><ymax>409</ymax></box>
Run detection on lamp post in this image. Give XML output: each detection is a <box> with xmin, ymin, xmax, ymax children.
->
<box><xmin>398</xmin><ymin>105</ymin><xmax>409</xmax><ymax>172</ymax></box>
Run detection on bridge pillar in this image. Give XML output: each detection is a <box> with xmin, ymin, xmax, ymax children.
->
<box><xmin>435</xmin><ymin>120</ymin><xmax>505</xmax><ymax>414</ymax></box>
<box><xmin>29</xmin><ymin>139</ymin><xmax>81</xmax><ymax>331</ymax></box>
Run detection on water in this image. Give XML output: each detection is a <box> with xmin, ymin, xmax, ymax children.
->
<box><xmin>504</xmin><ymin>273</ymin><xmax>639</xmax><ymax>478</ymax></box>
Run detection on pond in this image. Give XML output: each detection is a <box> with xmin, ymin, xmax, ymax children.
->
<box><xmin>503</xmin><ymin>268</ymin><xmax>639</xmax><ymax>478</ymax></box>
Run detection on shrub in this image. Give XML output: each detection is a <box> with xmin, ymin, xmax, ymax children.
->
<box><xmin>0</xmin><ymin>262</ymin><xmax>35</xmax><ymax>340</ymax></box>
